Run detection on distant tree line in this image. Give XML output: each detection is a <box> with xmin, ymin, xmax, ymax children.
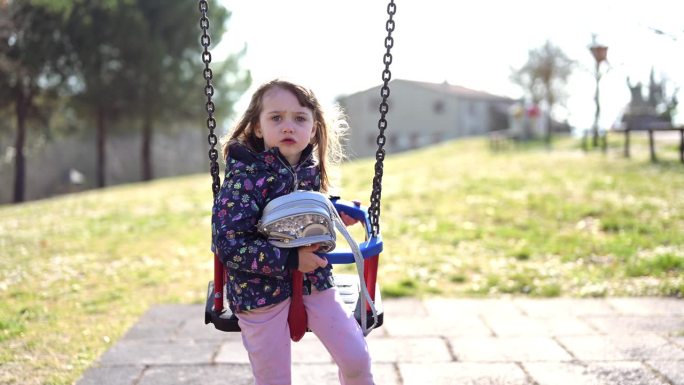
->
<box><xmin>0</xmin><ymin>0</ymin><xmax>250</xmax><ymax>203</ymax></box>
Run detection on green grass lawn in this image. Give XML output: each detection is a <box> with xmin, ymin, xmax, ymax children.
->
<box><xmin>1</xmin><ymin>135</ymin><xmax>684</xmax><ymax>384</ymax></box>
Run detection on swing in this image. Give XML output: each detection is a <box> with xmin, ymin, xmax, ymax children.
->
<box><xmin>199</xmin><ymin>0</ymin><xmax>396</xmax><ymax>333</ymax></box>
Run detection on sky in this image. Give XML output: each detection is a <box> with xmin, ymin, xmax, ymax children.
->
<box><xmin>213</xmin><ymin>0</ymin><xmax>684</xmax><ymax>131</ymax></box>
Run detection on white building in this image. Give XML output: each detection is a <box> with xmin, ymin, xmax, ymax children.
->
<box><xmin>338</xmin><ymin>79</ymin><xmax>516</xmax><ymax>159</ymax></box>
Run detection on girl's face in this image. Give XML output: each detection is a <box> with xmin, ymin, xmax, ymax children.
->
<box><xmin>255</xmin><ymin>87</ymin><xmax>316</xmax><ymax>166</ymax></box>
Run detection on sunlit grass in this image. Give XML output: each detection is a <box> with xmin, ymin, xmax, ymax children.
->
<box><xmin>1</xmin><ymin>135</ymin><xmax>684</xmax><ymax>384</ymax></box>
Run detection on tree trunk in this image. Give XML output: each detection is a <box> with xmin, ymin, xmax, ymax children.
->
<box><xmin>141</xmin><ymin>111</ymin><xmax>153</xmax><ymax>181</ymax></box>
<box><xmin>13</xmin><ymin>90</ymin><xmax>29</xmax><ymax>203</ymax></box>
<box><xmin>545</xmin><ymin>108</ymin><xmax>552</xmax><ymax>149</ymax></box>
<box><xmin>96</xmin><ymin>107</ymin><xmax>106</xmax><ymax>188</ymax></box>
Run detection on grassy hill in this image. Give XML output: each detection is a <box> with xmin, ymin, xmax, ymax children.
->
<box><xmin>1</xmin><ymin>136</ymin><xmax>683</xmax><ymax>384</ymax></box>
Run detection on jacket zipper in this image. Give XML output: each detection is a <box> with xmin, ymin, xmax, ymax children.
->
<box><xmin>276</xmin><ymin>148</ymin><xmax>314</xmax><ymax>192</ymax></box>
<box><xmin>276</xmin><ymin>155</ymin><xmax>299</xmax><ymax>192</ymax></box>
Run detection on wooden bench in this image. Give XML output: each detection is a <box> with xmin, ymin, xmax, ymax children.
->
<box><xmin>488</xmin><ymin>129</ymin><xmax>515</xmax><ymax>151</ymax></box>
<box><xmin>614</xmin><ymin>122</ymin><xmax>684</xmax><ymax>163</ymax></box>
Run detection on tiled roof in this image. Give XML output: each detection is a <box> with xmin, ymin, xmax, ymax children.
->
<box><xmin>345</xmin><ymin>79</ymin><xmax>514</xmax><ymax>101</ymax></box>
<box><xmin>402</xmin><ymin>79</ymin><xmax>513</xmax><ymax>100</ymax></box>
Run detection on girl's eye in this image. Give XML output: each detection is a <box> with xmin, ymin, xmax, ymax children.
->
<box><xmin>295</xmin><ymin>116</ymin><xmax>307</xmax><ymax>122</ymax></box>
<box><xmin>271</xmin><ymin>115</ymin><xmax>281</xmax><ymax>122</ymax></box>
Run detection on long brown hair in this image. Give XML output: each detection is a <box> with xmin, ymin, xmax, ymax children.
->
<box><xmin>221</xmin><ymin>79</ymin><xmax>346</xmax><ymax>193</ymax></box>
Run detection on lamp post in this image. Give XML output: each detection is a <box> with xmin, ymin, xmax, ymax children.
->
<box><xmin>589</xmin><ymin>36</ymin><xmax>608</xmax><ymax>150</ymax></box>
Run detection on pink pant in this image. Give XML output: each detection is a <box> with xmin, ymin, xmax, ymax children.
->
<box><xmin>237</xmin><ymin>287</ymin><xmax>374</xmax><ymax>385</ymax></box>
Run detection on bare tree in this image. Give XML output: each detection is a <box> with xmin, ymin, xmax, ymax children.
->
<box><xmin>510</xmin><ymin>40</ymin><xmax>575</xmax><ymax>145</ymax></box>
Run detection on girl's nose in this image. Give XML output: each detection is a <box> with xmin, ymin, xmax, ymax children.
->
<box><xmin>282</xmin><ymin>122</ymin><xmax>294</xmax><ymax>133</ymax></box>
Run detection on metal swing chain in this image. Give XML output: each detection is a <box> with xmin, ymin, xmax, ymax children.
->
<box><xmin>199</xmin><ymin>0</ymin><xmax>394</xmax><ymax>222</ymax></box>
<box><xmin>199</xmin><ymin>0</ymin><xmax>221</xmax><ymax>198</ymax></box>
<box><xmin>369</xmin><ymin>0</ymin><xmax>396</xmax><ymax>237</ymax></box>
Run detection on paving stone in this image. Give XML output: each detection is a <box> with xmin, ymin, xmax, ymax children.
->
<box><xmin>607</xmin><ymin>297</ymin><xmax>684</xmax><ymax>315</ymax></box>
<box><xmin>365</xmin><ymin>325</ymin><xmax>389</xmax><ymax>338</ymax></box>
<box><xmin>583</xmin><ymin>361</ymin><xmax>667</xmax><ymax>385</ymax></box>
<box><xmin>399</xmin><ymin>362</ymin><xmax>531</xmax><ymax>385</ymax></box>
<box><xmin>137</xmin><ymin>364</ymin><xmax>253</xmax><ymax>385</ymax></box>
<box><xmin>383</xmin><ymin>315</ymin><xmax>492</xmax><ymax>337</ymax></box>
<box><xmin>215</xmin><ymin>333</ymin><xmax>335</xmax><ymax>364</ymax></box>
<box><xmin>291</xmin><ymin>362</ymin><xmax>401</xmax><ymax>385</ymax></box>
<box><xmin>75</xmin><ymin>365</ymin><xmax>143</xmax><ymax>385</ymax></box>
<box><xmin>673</xmin><ymin>335</ymin><xmax>684</xmax><ymax>348</ymax></box>
<box><xmin>524</xmin><ymin>361</ymin><xmax>668</xmax><ymax>385</ymax></box>
<box><xmin>483</xmin><ymin>314</ymin><xmax>595</xmax><ymax>337</ymax></box>
<box><xmin>557</xmin><ymin>334</ymin><xmax>684</xmax><ymax>361</ymax></box>
<box><xmin>214</xmin><ymin>340</ymin><xmax>251</xmax><ymax>364</ymax></box>
<box><xmin>122</xmin><ymin>304</ymin><xmax>209</xmax><ymax>341</ymax></box>
<box><xmin>121</xmin><ymin>309</ymin><xmax>182</xmax><ymax>341</ymax></box>
<box><xmin>368</xmin><ymin>362</ymin><xmax>402</xmax><ymax>385</ymax></box>
<box><xmin>513</xmin><ymin>298</ymin><xmax>615</xmax><ymax>317</ymax></box>
<box><xmin>76</xmin><ymin>300</ymin><xmax>684</xmax><ymax>385</ymax></box>
<box><xmin>367</xmin><ymin>337</ymin><xmax>453</xmax><ymax>363</ymax></box>
<box><xmin>424</xmin><ymin>298</ymin><xmax>524</xmax><ymax>318</ymax></box>
<box><xmin>449</xmin><ymin>336</ymin><xmax>572</xmax><ymax>362</ymax></box>
<box><xmin>121</xmin><ymin>320</ymin><xmax>181</xmax><ymax>341</ymax></box>
<box><xmin>98</xmin><ymin>339</ymin><xmax>221</xmax><ymax>366</ymax></box>
<box><xmin>382</xmin><ymin>297</ymin><xmax>429</xmax><ymax>316</ymax></box>
<box><xmin>137</xmin><ymin>305</ymin><xmax>200</xmax><ymax>326</ymax></box>
<box><xmin>584</xmin><ymin>316</ymin><xmax>684</xmax><ymax>335</ymax></box>
<box><xmin>136</xmin><ymin>362</ymin><xmax>400</xmax><ymax>385</ymax></box>
<box><xmin>291</xmin><ymin>334</ymin><xmax>334</xmax><ymax>363</ymax></box>
<box><xmin>292</xmin><ymin>363</ymin><xmax>341</xmax><ymax>384</ymax></box>
<box><xmin>176</xmin><ymin>314</ymin><xmax>239</xmax><ymax>341</ymax></box>
<box><xmin>647</xmin><ymin>360</ymin><xmax>684</xmax><ymax>385</ymax></box>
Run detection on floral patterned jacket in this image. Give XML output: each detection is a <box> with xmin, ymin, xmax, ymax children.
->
<box><xmin>211</xmin><ymin>141</ymin><xmax>335</xmax><ymax>314</ymax></box>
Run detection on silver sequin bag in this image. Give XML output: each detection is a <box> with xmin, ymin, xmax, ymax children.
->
<box><xmin>258</xmin><ymin>190</ymin><xmax>337</xmax><ymax>251</ymax></box>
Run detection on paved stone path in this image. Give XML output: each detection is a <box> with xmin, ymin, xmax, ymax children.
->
<box><xmin>77</xmin><ymin>297</ymin><xmax>684</xmax><ymax>385</ymax></box>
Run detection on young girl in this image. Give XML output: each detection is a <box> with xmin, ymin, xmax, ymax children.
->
<box><xmin>212</xmin><ymin>79</ymin><xmax>375</xmax><ymax>385</ymax></box>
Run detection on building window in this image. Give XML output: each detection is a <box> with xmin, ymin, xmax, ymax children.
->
<box><xmin>468</xmin><ymin>101</ymin><xmax>478</xmax><ymax>116</ymax></box>
<box><xmin>410</xmin><ymin>132</ymin><xmax>419</xmax><ymax>148</ymax></box>
<box><xmin>432</xmin><ymin>131</ymin><xmax>443</xmax><ymax>143</ymax></box>
<box><xmin>369</xmin><ymin>98</ymin><xmax>390</xmax><ymax>113</ymax></box>
<box><xmin>433</xmin><ymin>100</ymin><xmax>444</xmax><ymax>114</ymax></box>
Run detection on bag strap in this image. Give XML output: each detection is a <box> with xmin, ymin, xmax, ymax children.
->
<box><xmin>328</xmin><ymin>203</ymin><xmax>378</xmax><ymax>336</ymax></box>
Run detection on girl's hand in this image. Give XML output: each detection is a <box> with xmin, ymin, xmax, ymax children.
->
<box><xmin>340</xmin><ymin>212</ymin><xmax>359</xmax><ymax>227</ymax></box>
<box><xmin>298</xmin><ymin>244</ymin><xmax>328</xmax><ymax>273</ymax></box>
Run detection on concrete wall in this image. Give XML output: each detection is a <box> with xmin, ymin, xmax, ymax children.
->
<box><xmin>0</xmin><ymin>126</ymin><xmax>211</xmax><ymax>204</ymax></box>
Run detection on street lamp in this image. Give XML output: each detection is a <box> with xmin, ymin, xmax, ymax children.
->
<box><xmin>589</xmin><ymin>36</ymin><xmax>608</xmax><ymax>150</ymax></box>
